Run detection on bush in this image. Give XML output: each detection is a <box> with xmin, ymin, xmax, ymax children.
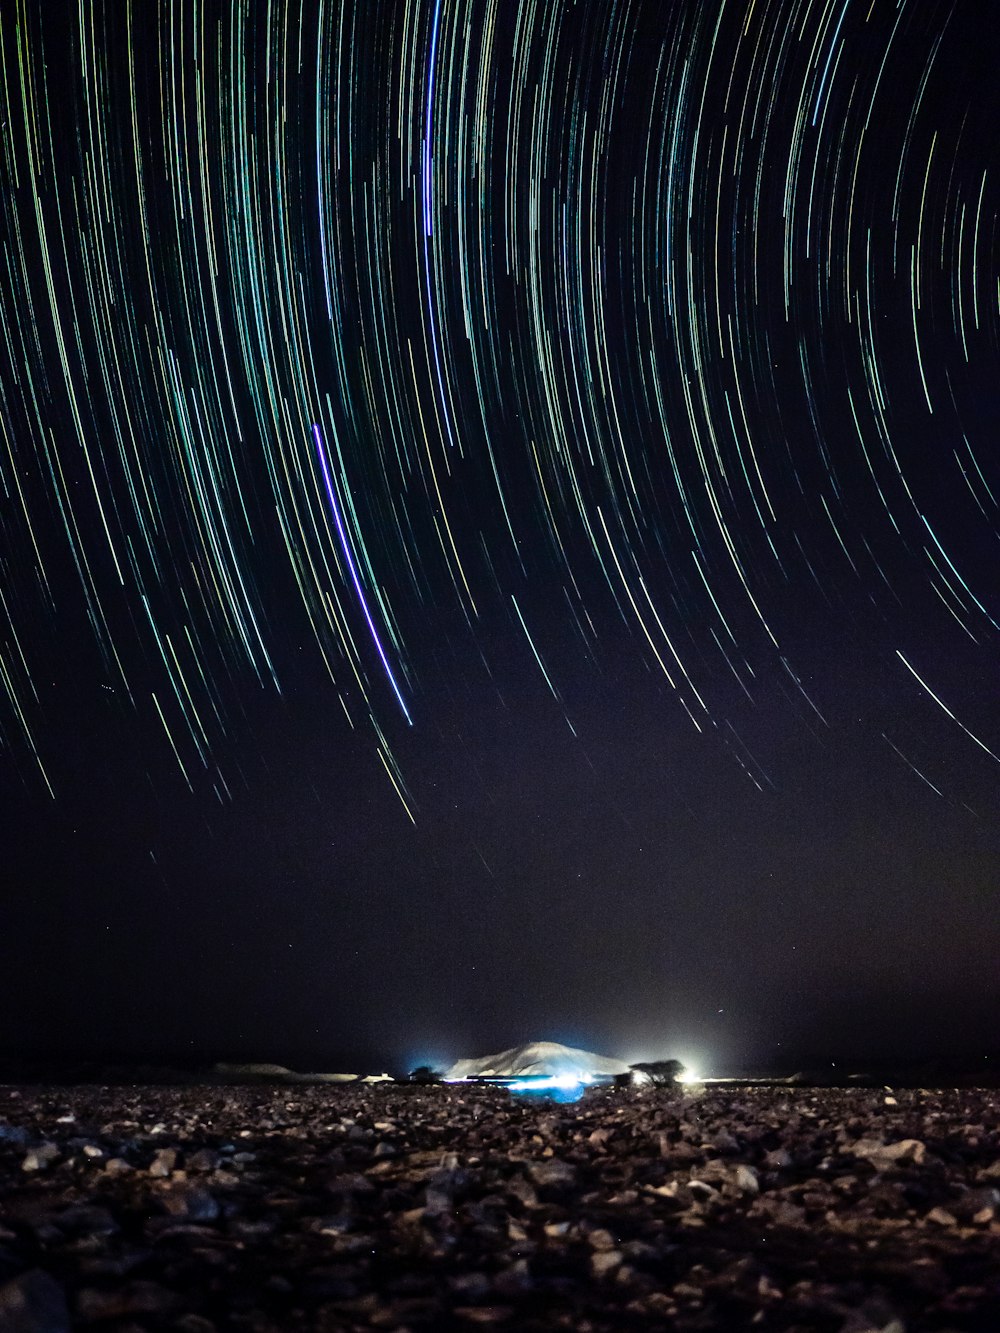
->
<box><xmin>629</xmin><ymin>1059</ymin><xmax>686</xmax><ymax>1086</ymax></box>
<box><xmin>408</xmin><ymin>1065</ymin><xmax>442</xmax><ymax>1085</ymax></box>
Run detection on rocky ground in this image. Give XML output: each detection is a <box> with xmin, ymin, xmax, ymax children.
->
<box><xmin>1</xmin><ymin>1083</ymin><xmax>999</xmax><ymax>1332</ymax></box>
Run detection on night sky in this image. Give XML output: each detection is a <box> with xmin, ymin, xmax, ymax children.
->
<box><xmin>2</xmin><ymin>0</ymin><xmax>999</xmax><ymax>1075</ymax></box>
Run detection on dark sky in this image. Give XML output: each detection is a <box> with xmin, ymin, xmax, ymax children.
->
<box><xmin>2</xmin><ymin>0</ymin><xmax>999</xmax><ymax>1074</ymax></box>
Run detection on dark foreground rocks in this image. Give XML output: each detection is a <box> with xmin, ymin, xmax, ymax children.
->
<box><xmin>1</xmin><ymin>1084</ymin><xmax>999</xmax><ymax>1331</ymax></box>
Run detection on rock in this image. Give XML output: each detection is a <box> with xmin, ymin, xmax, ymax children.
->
<box><xmin>448</xmin><ymin>1271</ymin><xmax>491</xmax><ymax>1301</ymax></box>
<box><xmin>327</xmin><ymin>1172</ymin><xmax>375</xmax><ymax>1195</ymax></box>
<box><xmin>21</xmin><ymin>1144</ymin><xmax>59</xmax><ymax>1172</ymax></box>
<box><xmin>688</xmin><ymin>1179</ymin><xmax>720</xmax><ymax>1200</ymax></box>
<box><xmin>2</xmin><ymin>1081</ymin><xmax>999</xmax><ymax>1331</ymax></box>
<box><xmin>0</xmin><ymin>1269</ymin><xmax>71</xmax><ymax>1333</ymax></box>
<box><xmin>492</xmin><ymin>1259</ymin><xmax>532</xmax><ymax>1296</ymax></box>
<box><xmin>76</xmin><ymin>1281</ymin><xmax>180</xmax><ymax>1321</ymax></box>
<box><xmin>950</xmin><ymin>1186</ymin><xmax>999</xmax><ymax>1221</ymax></box>
<box><xmin>424</xmin><ymin>1185</ymin><xmax>453</xmax><ymax>1214</ymax></box>
<box><xmin>148</xmin><ymin>1148</ymin><xmax>177</xmax><ymax>1177</ymax></box>
<box><xmin>851</xmin><ymin>1138</ymin><xmax>925</xmax><ymax>1168</ymax></box>
<box><xmin>504</xmin><ymin>1176</ymin><xmax>538</xmax><ymax>1209</ymax></box>
<box><xmin>763</xmin><ymin>1147</ymin><xmax>793</xmax><ymax>1169</ymax></box>
<box><xmin>591</xmin><ymin>1250</ymin><xmax>623</xmax><ymax>1278</ymax></box>
<box><xmin>185</xmin><ymin>1149</ymin><xmax>218</xmax><ymax>1173</ymax></box>
<box><xmin>840</xmin><ymin>1302</ymin><xmax>905</xmax><ymax>1333</ymax></box>
<box><xmin>525</xmin><ymin>1158</ymin><xmax>576</xmax><ymax>1189</ymax></box>
<box><xmin>159</xmin><ymin>1185</ymin><xmax>220</xmax><ymax>1221</ymax></box>
<box><xmin>54</xmin><ymin>1206</ymin><xmax>118</xmax><ymax>1238</ymax></box>
<box><xmin>750</xmin><ymin>1197</ymin><xmax>807</xmax><ymax>1227</ymax></box>
<box><xmin>735</xmin><ymin>1164</ymin><xmax>760</xmax><ymax>1194</ymax></box>
<box><xmin>587</xmin><ymin>1228</ymin><xmax>617</xmax><ymax>1250</ymax></box>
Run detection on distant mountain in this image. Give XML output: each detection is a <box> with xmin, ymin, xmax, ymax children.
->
<box><xmin>213</xmin><ymin>1063</ymin><xmax>392</xmax><ymax>1084</ymax></box>
<box><xmin>444</xmin><ymin>1040</ymin><xmax>630</xmax><ymax>1081</ymax></box>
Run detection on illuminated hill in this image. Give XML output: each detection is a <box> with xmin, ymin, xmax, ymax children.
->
<box><xmin>444</xmin><ymin>1040</ymin><xmax>629</xmax><ymax>1082</ymax></box>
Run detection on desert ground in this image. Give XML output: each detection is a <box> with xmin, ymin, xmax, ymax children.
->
<box><xmin>1</xmin><ymin>1082</ymin><xmax>999</xmax><ymax>1331</ymax></box>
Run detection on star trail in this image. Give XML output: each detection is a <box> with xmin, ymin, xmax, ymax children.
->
<box><xmin>2</xmin><ymin>0</ymin><xmax>998</xmax><ymax>1068</ymax></box>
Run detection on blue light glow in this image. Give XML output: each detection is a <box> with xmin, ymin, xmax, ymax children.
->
<box><xmin>507</xmin><ymin>1072</ymin><xmax>592</xmax><ymax>1102</ymax></box>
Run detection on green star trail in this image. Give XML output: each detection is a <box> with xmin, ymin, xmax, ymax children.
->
<box><xmin>2</xmin><ymin>1</ymin><xmax>998</xmax><ymax>1068</ymax></box>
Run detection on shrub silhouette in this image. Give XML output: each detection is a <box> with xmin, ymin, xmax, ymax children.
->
<box><xmin>408</xmin><ymin>1065</ymin><xmax>442</xmax><ymax>1085</ymax></box>
<box><xmin>629</xmin><ymin>1059</ymin><xmax>686</xmax><ymax>1086</ymax></box>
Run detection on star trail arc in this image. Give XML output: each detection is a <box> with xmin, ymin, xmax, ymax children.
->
<box><xmin>0</xmin><ymin>0</ymin><xmax>997</xmax><ymax>821</ymax></box>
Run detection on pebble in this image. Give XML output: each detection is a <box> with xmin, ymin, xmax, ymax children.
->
<box><xmin>0</xmin><ymin>1269</ymin><xmax>71</xmax><ymax>1333</ymax></box>
<box><xmin>76</xmin><ymin>1280</ymin><xmax>180</xmax><ymax>1321</ymax></box>
<box><xmin>159</xmin><ymin>1184</ymin><xmax>220</xmax><ymax>1221</ymax></box>
<box><xmin>148</xmin><ymin>1147</ymin><xmax>178</xmax><ymax>1176</ymax></box>
<box><xmin>0</xmin><ymin>1083</ymin><xmax>998</xmax><ymax>1329</ymax></box>
<box><xmin>20</xmin><ymin>1144</ymin><xmax>59</xmax><ymax>1172</ymax></box>
<box><xmin>590</xmin><ymin>1249</ymin><xmax>623</xmax><ymax>1278</ymax></box>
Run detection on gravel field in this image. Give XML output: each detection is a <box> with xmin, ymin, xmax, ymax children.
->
<box><xmin>1</xmin><ymin>1082</ymin><xmax>999</xmax><ymax>1332</ymax></box>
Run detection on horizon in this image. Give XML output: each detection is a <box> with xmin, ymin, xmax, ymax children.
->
<box><xmin>3</xmin><ymin>1037</ymin><xmax>999</xmax><ymax>1081</ymax></box>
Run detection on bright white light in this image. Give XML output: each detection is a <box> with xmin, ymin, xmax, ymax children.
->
<box><xmin>676</xmin><ymin>1068</ymin><xmax>701</xmax><ymax>1084</ymax></box>
<box><xmin>509</xmin><ymin>1072</ymin><xmax>583</xmax><ymax>1092</ymax></box>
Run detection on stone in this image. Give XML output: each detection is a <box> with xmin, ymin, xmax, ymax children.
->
<box><xmin>504</xmin><ymin>1176</ymin><xmax>538</xmax><ymax>1209</ymax></box>
<box><xmin>525</xmin><ymin>1158</ymin><xmax>576</xmax><ymax>1189</ymax></box>
<box><xmin>148</xmin><ymin>1148</ymin><xmax>177</xmax><ymax>1177</ymax></box>
<box><xmin>735</xmin><ymin>1164</ymin><xmax>760</xmax><ymax>1194</ymax></box>
<box><xmin>840</xmin><ymin>1303</ymin><xmax>905</xmax><ymax>1333</ymax></box>
<box><xmin>851</xmin><ymin>1138</ymin><xmax>926</xmax><ymax>1168</ymax></box>
<box><xmin>2</xmin><ymin>1081</ymin><xmax>999</xmax><ymax>1331</ymax></box>
<box><xmin>76</xmin><ymin>1281</ymin><xmax>180</xmax><ymax>1321</ymax></box>
<box><xmin>587</xmin><ymin>1228</ymin><xmax>617</xmax><ymax>1250</ymax></box>
<box><xmin>950</xmin><ymin>1186</ymin><xmax>999</xmax><ymax>1221</ymax></box>
<box><xmin>492</xmin><ymin>1259</ymin><xmax>532</xmax><ymax>1296</ymax></box>
<box><xmin>591</xmin><ymin>1250</ymin><xmax>623</xmax><ymax>1278</ymax></box>
<box><xmin>185</xmin><ymin>1149</ymin><xmax>218</xmax><ymax>1173</ymax></box>
<box><xmin>21</xmin><ymin>1144</ymin><xmax>59</xmax><ymax>1172</ymax></box>
<box><xmin>0</xmin><ymin>1269</ymin><xmax>71</xmax><ymax>1333</ymax></box>
<box><xmin>54</xmin><ymin>1205</ymin><xmax>118</xmax><ymax>1238</ymax></box>
<box><xmin>160</xmin><ymin>1185</ymin><xmax>220</xmax><ymax>1221</ymax></box>
<box><xmin>448</xmin><ymin>1271</ymin><xmax>491</xmax><ymax>1301</ymax></box>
